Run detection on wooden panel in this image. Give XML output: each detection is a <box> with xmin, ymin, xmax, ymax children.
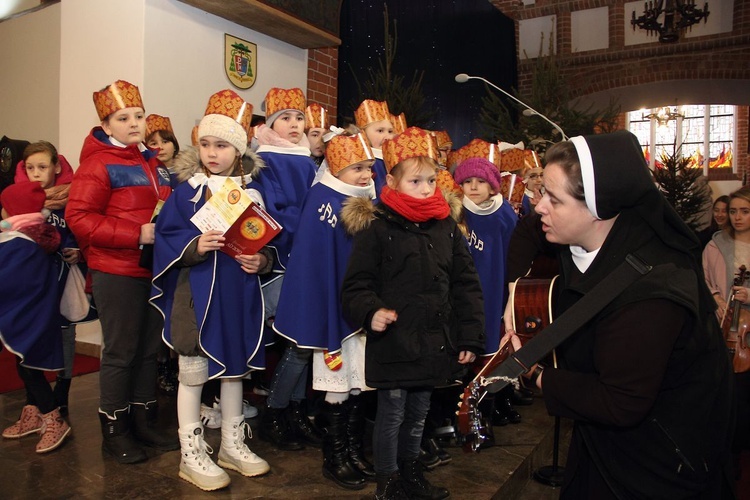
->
<box><xmin>177</xmin><ymin>0</ymin><xmax>341</xmax><ymax>49</ymax></box>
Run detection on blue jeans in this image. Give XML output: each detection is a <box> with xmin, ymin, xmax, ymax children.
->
<box><xmin>267</xmin><ymin>344</ymin><xmax>311</xmax><ymax>409</ymax></box>
<box><xmin>373</xmin><ymin>387</ymin><xmax>433</xmax><ymax>475</ymax></box>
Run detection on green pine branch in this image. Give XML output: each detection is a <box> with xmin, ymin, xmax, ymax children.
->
<box><xmin>652</xmin><ymin>147</ymin><xmax>712</xmax><ymax>231</ymax></box>
<box><xmin>348</xmin><ymin>4</ymin><xmax>433</xmax><ymax>127</ymax></box>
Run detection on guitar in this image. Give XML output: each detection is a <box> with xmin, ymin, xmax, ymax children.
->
<box><xmin>721</xmin><ymin>265</ymin><xmax>750</xmax><ymax>373</ymax></box>
<box><xmin>456</xmin><ymin>276</ymin><xmax>558</xmax><ymax>452</ymax></box>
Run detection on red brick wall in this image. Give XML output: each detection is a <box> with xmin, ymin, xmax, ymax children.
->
<box><xmin>307</xmin><ymin>47</ymin><xmax>339</xmax><ymax>124</ymax></box>
<box><xmin>491</xmin><ymin>0</ymin><xmax>750</xmax><ymax>178</ymax></box>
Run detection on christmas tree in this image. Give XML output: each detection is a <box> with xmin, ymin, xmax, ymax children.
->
<box><xmin>652</xmin><ymin>147</ymin><xmax>712</xmax><ymax>232</ymax></box>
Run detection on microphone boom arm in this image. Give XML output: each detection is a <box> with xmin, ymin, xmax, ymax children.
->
<box><xmin>456</xmin><ymin>74</ymin><xmax>567</xmax><ymax>140</ymax></box>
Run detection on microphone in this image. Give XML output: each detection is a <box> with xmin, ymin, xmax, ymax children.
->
<box><xmin>455</xmin><ymin>73</ymin><xmax>567</xmax><ymax>140</ymax></box>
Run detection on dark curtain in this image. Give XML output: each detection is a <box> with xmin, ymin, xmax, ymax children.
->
<box><xmin>337</xmin><ymin>0</ymin><xmax>516</xmax><ymax>149</ymax></box>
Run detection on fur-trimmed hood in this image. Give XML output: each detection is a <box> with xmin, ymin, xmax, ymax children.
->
<box><xmin>341</xmin><ymin>188</ymin><xmax>463</xmax><ymax>236</ymax></box>
<box><xmin>171</xmin><ymin>146</ymin><xmax>265</xmax><ymax>183</ymax></box>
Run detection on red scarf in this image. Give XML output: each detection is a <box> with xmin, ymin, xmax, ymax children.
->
<box><xmin>380</xmin><ymin>186</ymin><xmax>450</xmax><ymax>223</ymax></box>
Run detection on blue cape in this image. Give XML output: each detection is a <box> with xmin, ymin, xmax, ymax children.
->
<box><xmin>0</xmin><ymin>234</ymin><xmax>63</xmax><ymax>370</ymax></box>
<box><xmin>462</xmin><ymin>196</ymin><xmax>518</xmax><ymax>355</ymax></box>
<box><xmin>255</xmin><ymin>149</ymin><xmax>317</xmax><ymax>268</ymax></box>
<box><xmin>273</xmin><ymin>171</ymin><xmax>374</xmax><ymax>351</ymax></box>
<box><xmin>150</xmin><ymin>179</ymin><xmax>267</xmax><ymax>377</ymax></box>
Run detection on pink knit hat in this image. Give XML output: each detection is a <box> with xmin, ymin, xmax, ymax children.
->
<box><xmin>453</xmin><ymin>157</ymin><xmax>503</xmax><ymax>192</ymax></box>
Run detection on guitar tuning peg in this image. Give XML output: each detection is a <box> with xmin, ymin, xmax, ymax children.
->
<box><xmin>457</xmin><ymin>402</ymin><xmax>462</xmax><ymax>408</ymax></box>
<box><xmin>455</xmin><ymin>410</ymin><xmax>459</xmax><ymax>416</ymax></box>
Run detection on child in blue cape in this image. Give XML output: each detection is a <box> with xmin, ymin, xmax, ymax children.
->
<box><xmin>454</xmin><ymin>157</ymin><xmax>521</xmax><ymax>426</ymax></box>
<box><xmin>15</xmin><ymin>141</ymin><xmax>92</xmax><ymax>416</ymax></box>
<box><xmin>273</xmin><ymin>132</ymin><xmax>377</xmax><ymax>489</ymax></box>
<box><xmin>0</xmin><ymin>182</ymin><xmax>71</xmax><ymax>454</ymax></box>
<box><xmin>354</xmin><ymin>99</ymin><xmax>394</xmax><ymax>196</ymax></box>
<box><xmin>151</xmin><ymin>90</ymin><xmax>272</xmax><ymax>492</ymax></box>
<box><xmin>255</xmin><ymin>87</ymin><xmax>323</xmax><ymax>451</ymax></box>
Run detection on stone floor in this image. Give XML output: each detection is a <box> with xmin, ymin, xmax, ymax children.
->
<box><xmin>0</xmin><ymin>372</ymin><xmax>566</xmax><ymax>499</ymax></box>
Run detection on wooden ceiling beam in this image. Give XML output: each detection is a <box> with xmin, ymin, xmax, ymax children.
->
<box><xmin>177</xmin><ymin>0</ymin><xmax>341</xmax><ymax>49</ymax></box>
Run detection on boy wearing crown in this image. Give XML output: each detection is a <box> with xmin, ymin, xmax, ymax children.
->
<box><xmin>354</xmin><ymin>99</ymin><xmax>394</xmax><ymax>196</ymax></box>
<box><xmin>254</xmin><ymin>87</ymin><xmax>324</xmax><ymax>451</ymax></box>
<box><xmin>273</xmin><ymin>132</ymin><xmax>378</xmax><ymax>489</ymax></box>
<box><xmin>66</xmin><ymin>79</ymin><xmax>175</xmax><ymax>464</ymax></box>
<box><xmin>305</xmin><ymin>102</ymin><xmax>329</xmax><ymax>168</ymax></box>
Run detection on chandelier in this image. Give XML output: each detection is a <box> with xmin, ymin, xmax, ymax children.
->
<box><xmin>631</xmin><ymin>0</ymin><xmax>710</xmax><ymax>43</ymax></box>
<box><xmin>643</xmin><ymin>106</ymin><xmax>684</xmax><ymax>127</ymax></box>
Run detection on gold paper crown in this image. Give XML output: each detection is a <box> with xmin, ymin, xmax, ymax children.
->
<box><xmin>436</xmin><ymin>168</ymin><xmax>462</xmax><ymax>196</ymax></box>
<box><xmin>265</xmin><ymin>87</ymin><xmax>306</xmax><ymax>119</ymax></box>
<box><xmin>145</xmin><ymin>114</ymin><xmax>174</xmax><ymax>138</ymax></box>
<box><xmin>355</xmin><ymin>100</ymin><xmax>390</xmax><ymax>129</ymax></box>
<box><xmin>204</xmin><ymin>89</ymin><xmax>253</xmax><ymax>135</ymax></box>
<box><xmin>381</xmin><ymin>127</ymin><xmax>439</xmax><ymax>173</ymax></box>
<box><xmin>305</xmin><ymin>103</ymin><xmax>329</xmax><ymax>130</ymax></box>
<box><xmin>500</xmin><ymin>147</ymin><xmax>526</xmax><ymax>173</ymax></box>
<box><xmin>500</xmin><ymin>173</ymin><xmax>527</xmax><ymax>204</ymax></box>
<box><xmin>390</xmin><ymin>113</ymin><xmax>407</xmax><ymax>134</ymax></box>
<box><xmin>325</xmin><ymin>133</ymin><xmax>375</xmax><ymax>175</ymax></box>
<box><xmin>524</xmin><ymin>149</ymin><xmax>542</xmax><ymax>170</ymax></box>
<box><xmin>93</xmin><ymin>80</ymin><xmax>144</xmax><ymax>121</ymax></box>
<box><xmin>456</xmin><ymin>139</ymin><xmax>502</xmax><ymax>170</ymax></box>
<box><xmin>433</xmin><ymin>130</ymin><xmax>452</xmax><ymax>150</ymax></box>
<box><xmin>446</xmin><ymin>150</ymin><xmax>462</xmax><ymax>171</ymax></box>
<box><xmin>191</xmin><ymin>125</ymin><xmax>199</xmax><ymax>146</ymax></box>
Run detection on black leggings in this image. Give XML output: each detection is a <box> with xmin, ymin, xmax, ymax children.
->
<box><xmin>16</xmin><ymin>358</ymin><xmax>55</xmax><ymax>414</ymax></box>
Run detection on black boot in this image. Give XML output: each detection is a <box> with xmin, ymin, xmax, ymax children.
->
<box><xmin>321</xmin><ymin>401</ymin><xmax>366</xmax><ymax>490</ymax></box>
<box><xmin>496</xmin><ymin>396</ymin><xmax>522</xmax><ymax>425</ymax></box>
<box><xmin>484</xmin><ymin>394</ymin><xmax>508</xmax><ymax>427</ymax></box>
<box><xmin>99</xmin><ymin>409</ymin><xmax>147</xmax><ymax>464</ymax></box>
<box><xmin>375</xmin><ymin>472</ymin><xmax>409</xmax><ymax>500</ymax></box>
<box><xmin>346</xmin><ymin>394</ymin><xmax>376</xmax><ymax>480</ymax></box>
<box><xmin>53</xmin><ymin>376</ymin><xmax>71</xmax><ymax>417</ymax></box>
<box><xmin>259</xmin><ymin>405</ymin><xmax>303</xmax><ymax>451</ymax></box>
<box><xmin>399</xmin><ymin>460</ymin><xmax>449</xmax><ymax>499</ymax></box>
<box><xmin>512</xmin><ymin>380</ymin><xmax>534</xmax><ymax>405</ymax></box>
<box><xmin>288</xmin><ymin>399</ymin><xmax>324</xmax><ymax>448</ymax></box>
<box><xmin>130</xmin><ymin>402</ymin><xmax>179</xmax><ymax>451</ymax></box>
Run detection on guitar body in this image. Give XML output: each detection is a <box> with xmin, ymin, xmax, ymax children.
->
<box><xmin>511</xmin><ymin>277</ymin><xmax>558</xmax><ymax>345</ymax></box>
<box><xmin>456</xmin><ymin>276</ymin><xmax>558</xmax><ymax>452</ymax></box>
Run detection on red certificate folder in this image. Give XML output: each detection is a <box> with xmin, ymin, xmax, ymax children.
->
<box><xmin>220</xmin><ymin>202</ymin><xmax>282</xmax><ymax>257</ymax></box>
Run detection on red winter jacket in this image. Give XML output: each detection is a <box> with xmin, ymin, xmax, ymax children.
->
<box><xmin>66</xmin><ymin>128</ymin><xmax>172</xmax><ymax>278</ymax></box>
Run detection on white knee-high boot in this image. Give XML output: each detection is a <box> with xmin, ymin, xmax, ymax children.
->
<box><xmin>178</xmin><ymin>421</ymin><xmax>230</xmax><ymax>491</ymax></box>
<box><xmin>217</xmin><ymin>379</ymin><xmax>270</xmax><ymax>477</ymax></box>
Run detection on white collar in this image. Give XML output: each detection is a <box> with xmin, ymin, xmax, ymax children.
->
<box><xmin>371</xmin><ymin>147</ymin><xmax>383</xmax><ymax>160</ymax></box>
<box><xmin>319</xmin><ymin>168</ymin><xmax>376</xmax><ymax>199</ymax></box>
<box><xmin>462</xmin><ymin>193</ymin><xmax>504</xmax><ymax>215</ymax></box>
<box><xmin>570</xmin><ymin>244</ymin><xmax>600</xmax><ymax>273</ymax></box>
<box><xmin>109</xmin><ymin>136</ymin><xmax>147</xmax><ymax>152</ymax></box>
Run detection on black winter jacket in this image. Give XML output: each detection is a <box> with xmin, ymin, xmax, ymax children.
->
<box><xmin>340</xmin><ymin>197</ymin><xmax>485</xmax><ymax>389</ymax></box>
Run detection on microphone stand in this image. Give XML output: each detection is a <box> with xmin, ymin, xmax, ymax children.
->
<box><xmin>455</xmin><ymin>73</ymin><xmax>567</xmax><ymax>140</ymax></box>
<box><xmin>532</xmin><ymin>349</ymin><xmax>566</xmax><ymax>487</ymax></box>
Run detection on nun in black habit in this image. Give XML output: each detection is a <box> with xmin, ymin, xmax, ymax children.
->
<box><xmin>517</xmin><ymin>130</ymin><xmax>734</xmax><ymax>499</ymax></box>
